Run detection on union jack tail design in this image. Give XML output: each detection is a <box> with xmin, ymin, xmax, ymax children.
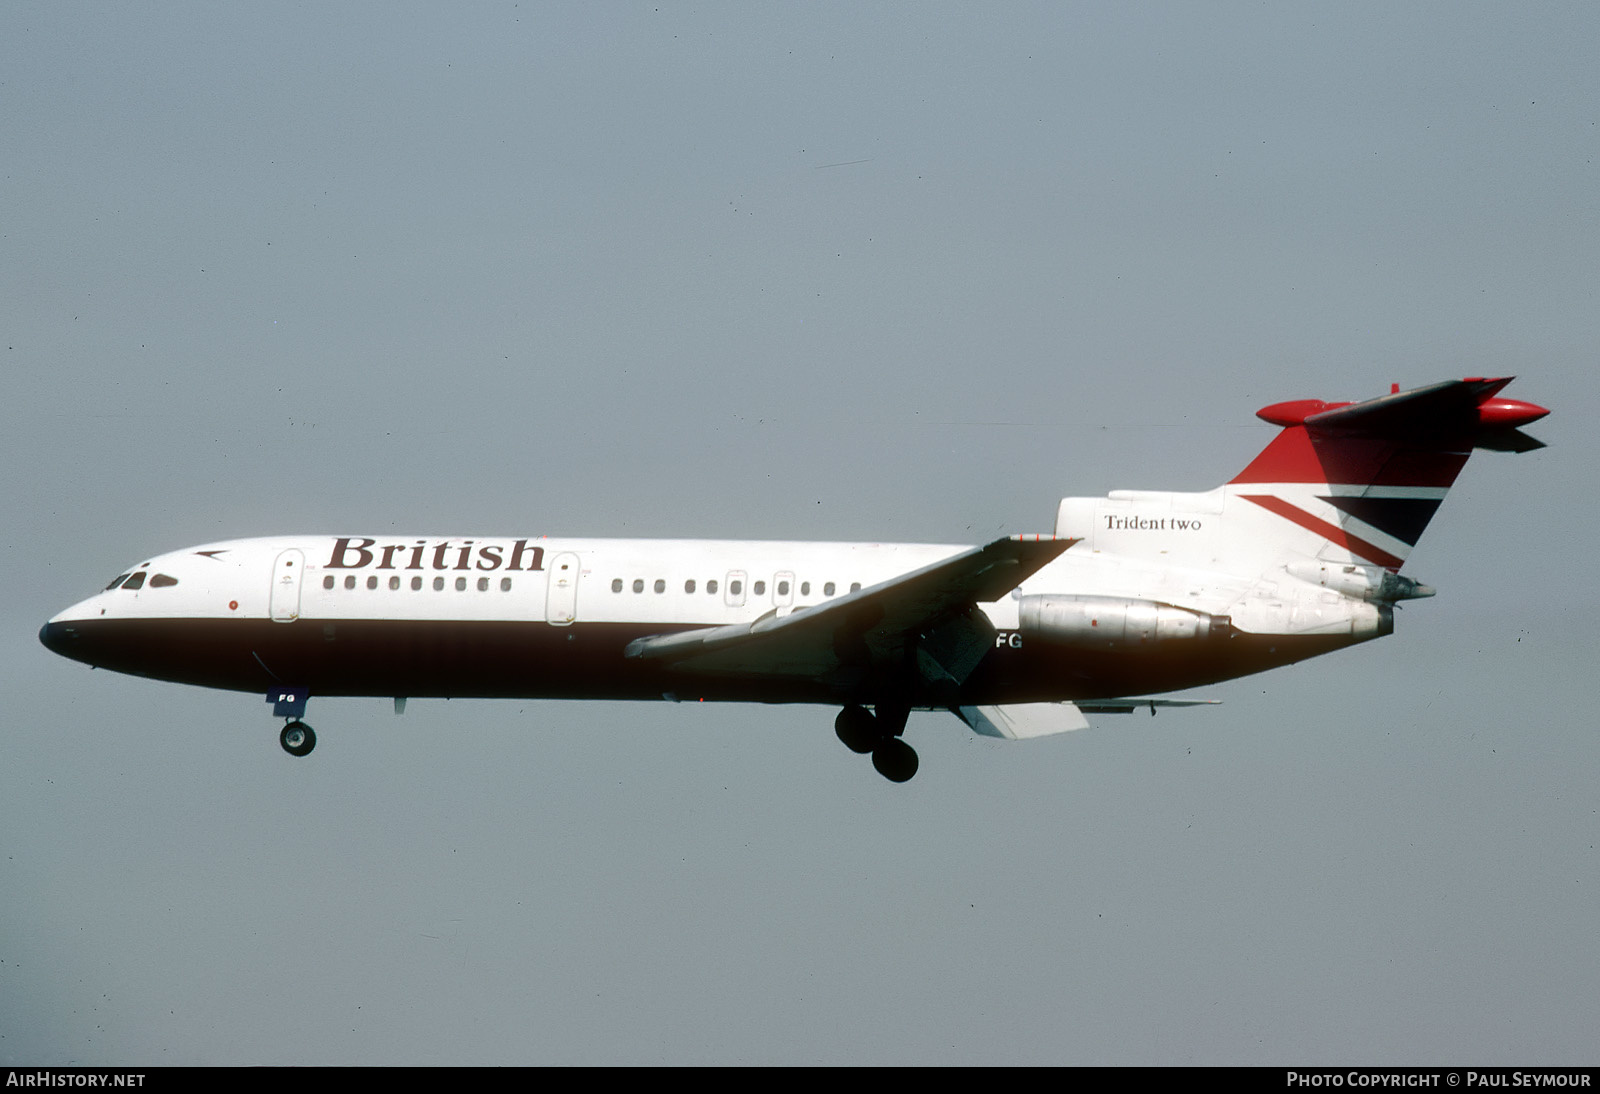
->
<box><xmin>1054</xmin><ymin>378</ymin><xmax>1548</xmax><ymax>584</ymax></box>
<box><xmin>1226</xmin><ymin>377</ymin><xmax>1547</xmax><ymax>573</ymax></box>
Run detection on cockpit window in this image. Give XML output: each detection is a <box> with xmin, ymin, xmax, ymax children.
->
<box><xmin>105</xmin><ymin>573</ymin><xmax>132</xmax><ymax>590</ymax></box>
<box><xmin>149</xmin><ymin>574</ymin><xmax>179</xmax><ymax>588</ymax></box>
<box><xmin>122</xmin><ymin>572</ymin><xmax>147</xmax><ymax>591</ymax></box>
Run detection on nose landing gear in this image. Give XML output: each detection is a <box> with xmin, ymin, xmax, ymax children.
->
<box><xmin>268</xmin><ymin>687</ymin><xmax>316</xmax><ymax>757</ymax></box>
<box><xmin>834</xmin><ymin>705</ymin><xmax>919</xmax><ymax>783</ymax></box>
<box><xmin>280</xmin><ymin>721</ymin><xmax>316</xmax><ymax>757</ymax></box>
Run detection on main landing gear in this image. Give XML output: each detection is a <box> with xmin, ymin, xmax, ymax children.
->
<box><xmin>835</xmin><ymin>705</ymin><xmax>920</xmax><ymax>783</ymax></box>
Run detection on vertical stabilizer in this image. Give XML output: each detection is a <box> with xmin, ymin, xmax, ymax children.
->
<box><xmin>1056</xmin><ymin>378</ymin><xmax>1547</xmax><ymax>582</ymax></box>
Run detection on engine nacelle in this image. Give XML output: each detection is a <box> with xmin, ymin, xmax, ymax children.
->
<box><xmin>1018</xmin><ymin>595</ymin><xmax>1229</xmax><ymax>649</ymax></box>
<box><xmin>1283</xmin><ymin>562</ymin><xmax>1435</xmax><ymax>602</ymax></box>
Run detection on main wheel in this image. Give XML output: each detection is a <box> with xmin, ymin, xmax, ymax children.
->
<box><xmin>834</xmin><ymin>706</ymin><xmax>879</xmax><ymax>754</ymax></box>
<box><xmin>871</xmin><ymin>738</ymin><xmax>919</xmax><ymax>783</ymax></box>
<box><xmin>280</xmin><ymin>721</ymin><xmax>316</xmax><ymax>757</ymax></box>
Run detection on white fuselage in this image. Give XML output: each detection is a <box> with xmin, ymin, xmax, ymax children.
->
<box><xmin>42</xmin><ymin>531</ymin><xmax>1383</xmax><ymax>710</ymax></box>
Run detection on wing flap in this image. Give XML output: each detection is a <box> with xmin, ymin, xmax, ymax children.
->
<box><xmin>957</xmin><ymin>698</ymin><xmax>1221</xmax><ymax>740</ymax></box>
<box><xmin>958</xmin><ymin>703</ymin><xmax>1091</xmax><ymax>739</ymax></box>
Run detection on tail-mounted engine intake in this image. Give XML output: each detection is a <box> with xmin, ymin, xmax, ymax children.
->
<box><xmin>1018</xmin><ymin>595</ymin><xmax>1230</xmax><ymax>649</ymax></box>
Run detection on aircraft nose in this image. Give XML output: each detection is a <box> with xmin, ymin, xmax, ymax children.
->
<box><xmin>39</xmin><ymin>620</ymin><xmax>77</xmax><ymax>656</ymax></box>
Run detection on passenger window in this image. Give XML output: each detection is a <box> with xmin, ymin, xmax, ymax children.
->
<box><xmin>823</xmin><ymin>582</ymin><xmax>835</xmax><ymax>596</ymax></box>
<box><xmin>685</xmin><ymin>579</ymin><xmax>696</xmax><ymax>594</ymax></box>
<box><xmin>123</xmin><ymin>572</ymin><xmax>146</xmax><ymax>591</ymax></box>
<box><xmin>800</xmin><ymin>582</ymin><xmax>810</xmax><ymax>596</ymax></box>
<box><xmin>455</xmin><ymin>576</ymin><xmax>467</xmax><ymax>591</ymax></box>
<box><xmin>433</xmin><ymin>576</ymin><xmax>445</xmax><ymax>591</ymax></box>
<box><xmin>105</xmin><ymin>573</ymin><xmax>131</xmax><ymax>591</ymax></box>
<box><xmin>633</xmin><ymin>579</ymin><xmax>644</xmax><ymax>593</ymax></box>
<box><xmin>500</xmin><ymin>577</ymin><xmax>512</xmax><ymax>591</ymax></box>
<box><xmin>323</xmin><ymin>576</ymin><xmax>335</xmax><ymax>590</ymax></box>
<box><xmin>477</xmin><ymin>577</ymin><xmax>489</xmax><ymax>591</ymax></box>
<box><xmin>707</xmin><ymin>579</ymin><xmax>718</xmax><ymax>595</ymax></box>
<box><xmin>753</xmin><ymin>580</ymin><xmax>766</xmax><ymax>596</ymax></box>
<box><xmin>344</xmin><ymin>575</ymin><xmax>356</xmax><ymax>590</ymax></box>
<box><xmin>411</xmin><ymin>576</ymin><xmax>423</xmax><ymax>591</ymax></box>
<box><xmin>730</xmin><ymin>580</ymin><xmax>743</xmax><ymax>596</ymax></box>
<box><xmin>612</xmin><ymin>578</ymin><xmax>623</xmax><ymax>593</ymax></box>
<box><xmin>150</xmin><ymin>574</ymin><xmax>179</xmax><ymax>588</ymax></box>
<box><xmin>778</xmin><ymin>580</ymin><xmax>790</xmax><ymax>596</ymax></box>
<box><xmin>389</xmin><ymin>576</ymin><xmax>400</xmax><ymax>590</ymax></box>
<box><xmin>654</xmin><ymin>579</ymin><xmax>665</xmax><ymax>593</ymax></box>
<box><xmin>366</xmin><ymin>576</ymin><xmax>377</xmax><ymax>590</ymax></box>
<box><xmin>851</xmin><ymin>582</ymin><xmax>861</xmax><ymax>593</ymax></box>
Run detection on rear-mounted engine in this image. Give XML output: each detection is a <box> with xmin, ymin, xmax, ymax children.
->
<box><xmin>1018</xmin><ymin>595</ymin><xmax>1231</xmax><ymax>649</ymax></box>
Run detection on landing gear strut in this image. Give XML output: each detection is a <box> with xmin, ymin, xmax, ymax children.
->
<box><xmin>834</xmin><ymin>705</ymin><xmax>919</xmax><ymax>783</ymax></box>
<box><xmin>280</xmin><ymin>720</ymin><xmax>316</xmax><ymax>757</ymax></box>
<box><xmin>268</xmin><ymin>687</ymin><xmax>315</xmax><ymax>757</ymax></box>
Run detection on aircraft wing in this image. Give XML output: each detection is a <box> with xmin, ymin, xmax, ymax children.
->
<box><xmin>624</xmin><ymin>534</ymin><xmax>1076</xmax><ymax>682</ymax></box>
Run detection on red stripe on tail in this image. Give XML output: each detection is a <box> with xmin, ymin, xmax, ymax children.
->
<box><xmin>1237</xmin><ymin>494</ymin><xmax>1406</xmax><ymax>571</ymax></box>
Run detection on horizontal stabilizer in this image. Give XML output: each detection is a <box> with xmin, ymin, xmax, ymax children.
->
<box><xmin>1255</xmin><ymin>377</ymin><xmax>1548</xmax><ymax>445</ymax></box>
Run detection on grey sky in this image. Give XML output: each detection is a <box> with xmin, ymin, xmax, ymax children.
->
<box><xmin>4</xmin><ymin>2</ymin><xmax>1596</xmax><ymax>1064</ymax></box>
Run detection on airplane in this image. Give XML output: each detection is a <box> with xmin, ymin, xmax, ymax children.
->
<box><xmin>39</xmin><ymin>377</ymin><xmax>1548</xmax><ymax>782</ymax></box>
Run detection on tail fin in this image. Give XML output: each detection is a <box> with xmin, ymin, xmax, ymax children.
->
<box><xmin>1056</xmin><ymin>378</ymin><xmax>1547</xmax><ymax>581</ymax></box>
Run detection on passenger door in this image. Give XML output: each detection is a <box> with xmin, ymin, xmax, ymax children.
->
<box><xmin>546</xmin><ymin>552</ymin><xmax>580</xmax><ymax>625</ymax></box>
<box><xmin>270</xmin><ymin>549</ymin><xmax>304</xmax><ymax>623</ymax></box>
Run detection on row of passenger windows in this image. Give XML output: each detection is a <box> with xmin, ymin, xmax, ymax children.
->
<box><xmin>106</xmin><ymin>571</ymin><xmax>178</xmax><ymax>591</ymax></box>
<box><xmin>610</xmin><ymin>577</ymin><xmax>862</xmax><ymax>597</ymax></box>
<box><xmin>323</xmin><ymin>574</ymin><xmax>515</xmax><ymax>592</ymax></box>
<box><xmin>317</xmin><ymin>572</ymin><xmax>864</xmax><ymax>598</ymax></box>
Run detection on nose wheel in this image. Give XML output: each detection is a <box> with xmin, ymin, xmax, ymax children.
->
<box><xmin>280</xmin><ymin>721</ymin><xmax>316</xmax><ymax>757</ymax></box>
